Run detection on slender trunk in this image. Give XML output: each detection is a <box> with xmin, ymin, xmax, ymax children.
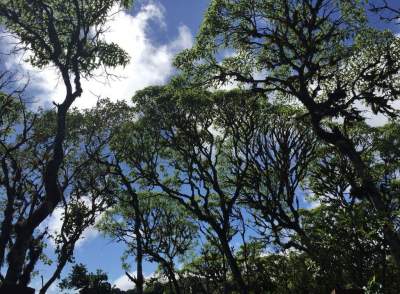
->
<box><xmin>121</xmin><ymin>179</ymin><xmax>144</xmax><ymax>294</ymax></box>
<box><xmin>218</xmin><ymin>234</ymin><xmax>247</xmax><ymax>294</ymax></box>
<box><xmin>133</xmin><ymin>194</ymin><xmax>144</xmax><ymax>294</ymax></box>
<box><xmin>40</xmin><ymin>246</ymin><xmax>72</xmax><ymax>294</ymax></box>
<box><xmin>311</xmin><ymin>119</ymin><xmax>400</xmax><ymax>266</ymax></box>
<box><xmin>39</xmin><ymin>259</ymin><xmax>67</xmax><ymax>294</ymax></box>
<box><xmin>222</xmin><ymin>254</ymin><xmax>229</xmax><ymax>294</ymax></box>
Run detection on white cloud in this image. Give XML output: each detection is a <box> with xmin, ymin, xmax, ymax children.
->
<box><xmin>114</xmin><ymin>272</ymin><xmax>136</xmax><ymax>291</ymax></box>
<box><xmin>3</xmin><ymin>2</ymin><xmax>193</xmax><ymax>109</ymax></box>
<box><xmin>46</xmin><ymin>207</ymin><xmax>63</xmax><ymax>240</ymax></box>
<box><xmin>74</xmin><ymin>223</ymin><xmax>100</xmax><ymax>248</ymax></box>
<box><xmin>113</xmin><ymin>271</ymin><xmax>155</xmax><ymax>291</ymax></box>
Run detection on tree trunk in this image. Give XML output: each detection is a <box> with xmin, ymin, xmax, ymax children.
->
<box><xmin>0</xmin><ymin>188</ymin><xmax>16</xmax><ymax>267</ymax></box>
<box><xmin>218</xmin><ymin>234</ymin><xmax>248</xmax><ymax>294</ymax></box>
<box><xmin>222</xmin><ymin>255</ymin><xmax>229</xmax><ymax>294</ymax></box>
<box><xmin>122</xmin><ymin>179</ymin><xmax>144</xmax><ymax>294</ymax></box>
<box><xmin>20</xmin><ymin>233</ymin><xmax>46</xmax><ymax>287</ymax></box>
<box><xmin>133</xmin><ymin>195</ymin><xmax>144</xmax><ymax>294</ymax></box>
<box><xmin>40</xmin><ymin>261</ymin><xmax>66</xmax><ymax>294</ymax></box>
<box><xmin>2</xmin><ymin>226</ymin><xmax>32</xmax><ymax>285</ymax></box>
<box><xmin>171</xmin><ymin>274</ymin><xmax>181</xmax><ymax>294</ymax></box>
<box><xmin>0</xmin><ymin>95</ymin><xmax>78</xmax><ymax>290</ymax></box>
<box><xmin>311</xmin><ymin>119</ymin><xmax>400</xmax><ymax>266</ymax></box>
<box><xmin>0</xmin><ymin>284</ymin><xmax>35</xmax><ymax>294</ymax></box>
<box><xmin>0</xmin><ymin>157</ymin><xmax>20</xmax><ymax>268</ymax></box>
<box><xmin>166</xmin><ymin>264</ymin><xmax>180</xmax><ymax>294</ymax></box>
<box><xmin>40</xmin><ymin>246</ymin><xmax>72</xmax><ymax>294</ymax></box>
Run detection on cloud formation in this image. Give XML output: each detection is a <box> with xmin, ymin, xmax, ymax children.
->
<box><xmin>3</xmin><ymin>2</ymin><xmax>193</xmax><ymax>109</ymax></box>
<box><xmin>113</xmin><ymin>272</ymin><xmax>136</xmax><ymax>291</ymax></box>
<box><xmin>113</xmin><ymin>271</ymin><xmax>155</xmax><ymax>291</ymax></box>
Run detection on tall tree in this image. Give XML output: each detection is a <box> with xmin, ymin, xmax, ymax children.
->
<box><xmin>175</xmin><ymin>0</ymin><xmax>400</xmax><ymax>265</ymax></box>
<box><xmin>122</xmin><ymin>86</ymin><xmax>262</xmax><ymax>294</ymax></box>
<box><xmin>118</xmin><ymin>85</ymin><xmax>319</xmax><ymax>293</ymax></box>
<box><xmin>98</xmin><ymin>192</ymin><xmax>197</xmax><ymax>294</ymax></box>
<box><xmin>0</xmin><ymin>96</ymin><xmax>126</xmax><ymax>291</ymax></box>
<box><xmin>0</xmin><ymin>0</ymin><xmax>131</xmax><ymax>289</ymax></box>
<box><xmin>39</xmin><ymin>101</ymin><xmax>124</xmax><ymax>293</ymax></box>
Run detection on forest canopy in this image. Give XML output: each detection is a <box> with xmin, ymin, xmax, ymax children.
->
<box><xmin>0</xmin><ymin>1</ymin><xmax>400</xmax><ymax>293</ymax></box>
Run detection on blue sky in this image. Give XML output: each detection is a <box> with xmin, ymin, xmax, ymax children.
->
<box><xmin>1</xmin><ymin>0</ymin><xmax>400</xmax><ymax>292</ymax></box>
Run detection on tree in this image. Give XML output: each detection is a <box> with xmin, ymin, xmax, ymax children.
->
<box><xmin>0</xmin><ymin>0</ymin><xmax>131</xmax><ymax>288</ymax></box>
<box><xmin>39</xmin><ymin>100</ymin><xmax>126</xmax><ymax>293</ymax></box>
<box><xmin>180</xmin><ymin>241</ymin><xmax>233</xmax><ymax>294</ymax></box>
<box><xmin>98</xmin><ymin>192</ymin><xmax>197</xmax><ymax>294</ymax></box>
<box><xmin>59</xmin><ymin>263</ymin><xmax>130</xmax><ymax>294</ymax></box>
<box><xmin>301</xmin><ymin>121</ymin><xmax>400</xmax><ymax>291</ymax></box>
<box><xmin>178</xmin><ymin>240</ymin><xmax>317</xmax><ymax>293</ymax></box>
<box><xmin>0</xmin><ymin>70</ymin><xmax>34</xmax><ymax>273</ymax></box>
<box><xmin>175</xmin><ymin>0</ymin><xmax>400</xmax><ymax>265</ymax></box>
<box><xmin>121</xmin><ymin>86</ymin><xmax>267</xmax><ymax>294</ymax></box>
<box><xmin>240</xmin><ymin>104</ymin><xmax>317</xmax><ymax>253</ymax></box>
<box><xmin>0</xmin><ymin>95</ymin><xmax>126</xmax><ymax>291</ymax></box>
<box><xmin>116</xmin><ymin>85</ymin><xmax>321</xmax><ymax>293</ymax></box>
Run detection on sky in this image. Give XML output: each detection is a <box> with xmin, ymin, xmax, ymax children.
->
<box><xmin>1</xmin><ymin>0</ymin><xmax>400</xmax><ymax>292</ymax></box>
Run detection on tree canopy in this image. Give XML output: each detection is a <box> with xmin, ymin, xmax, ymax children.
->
<box><xmin>1</xmin><ymin>0</ymin><xmax>400</xmax><ymax>293</ymax></box>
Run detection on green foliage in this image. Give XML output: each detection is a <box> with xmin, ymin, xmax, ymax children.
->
<box><xmin>0</xmin><ymin>94</ymin><xmax>130</xmax><ymax>288</ymax></box>
<box><xmin>59</xmin><ymin>263</ymin><xmax>127</xmax><ymax>293</ymax></box>
<box><xmin>179</xmin><ymin>240</ymin><xmax>319</xmax><ymax>294</ymax></box>
<box><xmin>175</xmin><ymin>0</ymin><xmax>400</xmax><ymax>121</ymax></box>
<box><xmin>3</xmin><ymin>1</ymin><xmax>400</xmax><ymax>292</ymax></box>
<box><xmin>0</xmin><ymin>0</ymin><xmax>131</xmax><ymax>75</ymax></box>
<box><xmin>98</xmin><ymin>192</ymin><xmax>197</xmax><ymax>275</ymax></box>
<box><xmin>0</xmin><ymin>0</ymin><xmax>134</xmax><ymax>287</ymax></box>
